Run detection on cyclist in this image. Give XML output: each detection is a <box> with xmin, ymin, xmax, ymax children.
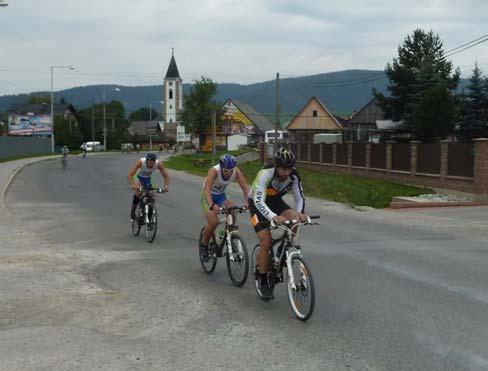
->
<box><xmin>200</xmin><ymin>154</ymin><xmax>249</xmax><ymax>262</ymax></box>
<box><xmin>127</xmin><ymin>152</ymin><xmax>170</xmax><ymax>221</ymax></box>
<box><xmin>248</xmin><ymin>147</ymin><xmax>308</xmax><ymax>299</ymax></box>
<box><xmin>61</xmin><ymin>145</ymin><xmax>69</xmax><ymax>156</ymax></box>
<box><xmin>81</xmin><ymin>143</ymin><xmax>87</xmax><ymax>158</ymax></box>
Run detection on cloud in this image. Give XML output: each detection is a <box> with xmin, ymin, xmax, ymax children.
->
<box><xmin>0</xmin><ymin>0</ymin><xmax>487</xmax><ymax>95</ymax></box>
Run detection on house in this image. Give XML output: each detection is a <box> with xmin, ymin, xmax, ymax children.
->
<box><xmin>200</xmin><ymin>98</ymin><xmax>275</xmax><ymax>152</ymax></box>
<box><xmin>286</xmin><ymin>96</ymin><xmax>344</xmax><ymax>143</ymax></box>
<box><xmin>6</xmin><ymin>103</ymin><xmax>78</xmax><ymax>136</ymax></box>
<box><xmin>346</xmin><ymin>97</ymin><xmax>385</xmax><ymax>141</ymax></box>
<box><xmin>128</xmin><ymin>120</ymin><xmax>171</xmax><ymax>147</ymax></box>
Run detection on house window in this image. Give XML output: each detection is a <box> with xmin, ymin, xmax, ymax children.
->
<box><xmin>170</xmin><ymin>105</ymin><xmax>172</xmax><ymax>109</ymax></box>
<box><xmin>170</xmin><ymin>118</ymin><xmax>173</xmax><ymax>123</ymax></box>
<box><xmin>312</xmin><ymin>110</ymin><xmax>318</xmax><ymax>117</ymax></box>
<box><xmin>169</xmin><ymin>89</ymin><xmax>173</xmax><ymax>100</ymax></box>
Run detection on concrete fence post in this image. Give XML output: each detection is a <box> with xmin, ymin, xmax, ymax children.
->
<box><xmin>365</xmin><ymin>142</ymin><xmax>371</xmax><ymax>171</ymax></box>
<box><xmin>347</xmin><ymin>141</ymin><xmax>353</xmax><ymax>169</ymax></box>
<box><xmin>307</xmin><ymin>143</ymin><xmax>311</xmax><ymax>163</ymax></box>
<box><xmin>440</xmin><ymin>140</ymin><xmax>449</xmax><ymax>181</ymax></box>
<box><xmin>332</xmin><ymin>143</ymin><xmax>337</xmax><ymax>166</ymax></box>
<box><xmin>319</xmin><ymin>143</ymin><xmax>324</xmax><ymax>164</ymax></box>
<box><xmin>473</xmin><ymin>138</ymin><xmax>488</xmax><ymax>201</ymax></box>
<box><xmin>410</xmin><ymin>141</ymin><xmax>420</xmax><ymax>177</ymax></box>
<box><xmin>386</xmin><ymin>141</ymin><xmax>395</xmax><ymax>173</ymax></box>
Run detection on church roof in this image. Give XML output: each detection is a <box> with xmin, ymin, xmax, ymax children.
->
<box><xmin>165</xmin><ymin>55</ymin><xmax>181</xmax><ymax>79</ymax></box>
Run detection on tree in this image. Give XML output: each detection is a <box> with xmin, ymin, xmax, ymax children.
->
<box><xmin>181</xmin><ymin>76</ymin><xmax>223</xmax><ymax>137</ymax></box>
<box><xmin>375</xmin><ymin>29</ymin><xmax>460</xmax><ymax>129</ymax></box>
<box><xmin>457</xmin><ymin>63</ymin><xmax>488</xmax><ymax>140</ymax></box>
<box><xmin>27</xmin><ymin>95</ymin><xmax>51</xmax><ymax>104</ymax></box>
<box><xmin>411</xmin><ymin>83</ymin><xmax>457</xmax><ymax>141</ymax></box>
<box><xmin>53</xmin><ymin>115</ymin><xmax>83</xmax><ymax>150</ymax></box>
<box><xmin>129</xmin><ymin>107</ymin><xmax>159</xmax><ymax>121</ymax></box>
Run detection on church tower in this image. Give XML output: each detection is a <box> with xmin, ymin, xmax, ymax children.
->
<box><xmin>163</xmin><ymin>49</ymin><xmax>183</xmax><ymax>125</ymax></box>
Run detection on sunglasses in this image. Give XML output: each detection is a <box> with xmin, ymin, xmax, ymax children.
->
<box><xmin>222</xmin><ymin>168</ymin><xmax>235</xmax><ymax>173</ymax></box>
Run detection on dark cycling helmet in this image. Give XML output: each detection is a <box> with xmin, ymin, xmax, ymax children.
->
<box><xmin>274</xmin><ymin>147</ymin><xmax>296</xmax><ymax>168</ymax></box>
<box><xmin>146</xmin><ymin>152</ymin><xmax>157</xmax><ymax>161</ymax></box>
<box><xmin>219</xmin><ymin>154</ymin><xmax>236</xmax><ymax>170</ymax></box>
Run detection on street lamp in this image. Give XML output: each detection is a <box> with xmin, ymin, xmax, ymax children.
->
<box><xmin>148</xmin><ymin>100</ymin><xmax>164</xmax><ymax>150</ymax></box>
<box><xmin>103</xmin><ymin>87</ymin><xmax>121</xmax><ymax>151</ymax></box>
<box><xmin>51</xmin><ymin>65</ymin><xmax>74</xmax><ymax>153</ymax></box>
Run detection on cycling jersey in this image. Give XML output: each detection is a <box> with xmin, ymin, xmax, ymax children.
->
<box><xmin>203</xmin><ymin>164</ymin><xmax>236</xmax><ymax>195</ymax></box>
<box><xmin>249</xmin><ymin>166</ymin><xmax>305</xmax><ymax>221</ymax></box>
<box><xmin>136</xmin><ymin>158</ymin><xmax>159</xmax><ymax>178</ymax></box>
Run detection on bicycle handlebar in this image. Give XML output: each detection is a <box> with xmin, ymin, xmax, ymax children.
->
<box><xmin>135</xmin><ymin>186</ymin><xmax>167</xmax><ymax>193</ymax></box>
<box><xmin>270</xmin><ymin>215</ymin><xmax>320</xmax><ymax>229</ymax></box>
<box><xmin>218</xmin><ymin>205</ymin><xmax>248</xmax><ymax>214</ymax></box>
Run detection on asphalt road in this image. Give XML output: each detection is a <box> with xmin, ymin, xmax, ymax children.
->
<box><xmin>3</xmin><ymin>153</ymin><xmax>488</xmax><ymax>370</ymax></box>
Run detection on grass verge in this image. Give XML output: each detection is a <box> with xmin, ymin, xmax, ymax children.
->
<box><xmin>0</xmin><ymin>153</ymin><xmax>57</xmax><ymax>164</ymax></box>
<box><xmin>165</xmin><ymin>153</ymin><xmax>432</xmax><ymax>209</ymax></box>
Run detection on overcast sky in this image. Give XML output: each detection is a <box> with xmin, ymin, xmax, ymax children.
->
<box><xmin>0</xmin><ymin>0</ymin><xmax>487</xmax><ymax>95</ymax></box>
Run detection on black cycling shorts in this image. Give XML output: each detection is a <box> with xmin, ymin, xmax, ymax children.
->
<box><xmin>248</xmin><ymin>197</ymin><xmax>291</xmax><ymax>233</ymax></box>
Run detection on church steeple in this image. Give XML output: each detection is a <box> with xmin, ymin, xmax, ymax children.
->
<box><xmin>165</xmin><ymin>49</ymin><xmax>180</xmax><ymax>79</ymax></box>
<box><xmin>163</xmin><ymin>49</ymin><xmax>183</xmax><ymax>125</ymax></box>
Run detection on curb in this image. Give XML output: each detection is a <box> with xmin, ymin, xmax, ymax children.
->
<box><xmin>0</xmin><ymin>157</ymin><xmax>58</xmax><ymax>215</ymax></box>
<box><xmin>390</xmin><ymin>200</ymin><xmax>488</xmax><ymax>209</ymax></box>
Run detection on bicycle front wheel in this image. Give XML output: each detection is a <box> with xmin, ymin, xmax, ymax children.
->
<box><xmin>199</xmin><ymin>227</ymin><xmax>217</xmax><ymax>274</ymax></box>
<box><xmin>131</xmin><ymin>204</ymin><xmax>141</xmax><ymax>236</ymax></box>
<box><xmin>286</xmin><ymin>255</ymin><xmax>315</xmax><ymax>321</ymax></box>
<box><xmin>145</xmin><ymin>204</ymin><xmax>157</xmax><ymax>243</ymax></box>
<box><xmin>226</xmin><ymin>234</ymin><xmax>249</xmax><ymax>287</ymax></box>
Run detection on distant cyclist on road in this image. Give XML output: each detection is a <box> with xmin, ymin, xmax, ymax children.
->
<box><xmin>248</xmin><ymin>147</ymin><xmax>308</xmax><ymax>299</ymax></box>
<box><xmin>127</xmin><ymin>152</ymin><xmax>170</xmax><ymax>221</ymax></box>
<box><xmin>200</xmin><ymin>154</ymin><xmax>249</xmax><ymax>262</ymax></box>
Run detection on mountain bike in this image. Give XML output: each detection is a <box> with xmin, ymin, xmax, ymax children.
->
<box><xmin>252</xmin><ymin>216</ymin><xmax>320</xmax><ymax>321</ymax></box>
<box><xmin>131</xmin><ymin>186</ymin><xmax>166</xmax><ymax>243</ymax></box>
<box><xmin>198</xmin><ymin>206</ymin><xmax>249</xmax><ymax>287</ymax></box>
<box><xmin>61</xmin><ymin>155</ymin><xmax>67</xmax><ymax>169</ymax></box>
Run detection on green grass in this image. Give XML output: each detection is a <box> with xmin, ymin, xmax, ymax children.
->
<box><xmin>166</xmin><ymin>153</ymin><xmax>432</xmax><ymax>209</ymax></box>
<box><xmin>0</xmin><ymin>153</ymin><xmax>56</xmax><ymax>164</ymax></box>
<box><xmin>164</xmin><ymin>148</ymin><xmax>255</xmax><ymax>177</ymax></box>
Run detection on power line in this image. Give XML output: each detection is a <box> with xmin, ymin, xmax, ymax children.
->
<box><xmin>445</xmin><ymin>37</ymin><xmax>488</xmax><ymax>58</ymax></box>
<box><xmin>445</xmin><ymin>34</ymin><xmax>488</xmax><ymax>54</ymax></box>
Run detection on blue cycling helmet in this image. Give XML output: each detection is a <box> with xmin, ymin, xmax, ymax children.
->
<box><xmin>146</xmin><ymin>152</ymin><xmax>157</xmax><ymax>161</ymax></box>
<box><xmin>219</xmin><ymin>154</ymin><xmax>236</xmax><ymax>170</ymax></box>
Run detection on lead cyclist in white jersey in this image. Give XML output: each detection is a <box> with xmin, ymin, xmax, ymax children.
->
<box><xmin>127</xmin><ymin>152</ymin><xmax>170</xmax><ymax>220</ymax></box>
<box><xmin>199</xmin><ymin>154</ymin><xmax>249</xmax><ymax>262</ymax></box>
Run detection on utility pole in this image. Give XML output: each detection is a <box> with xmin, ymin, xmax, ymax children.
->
<box><xmin>91</xmin><ymin>103</ymin><xmax>95</xmax><ymax>144</ymax></box>
<box><xmin>212</xmin><ymin>109</ymin><xmax>216</xmax><ymax>157</ymax></box>
<box><xmin>149</xmin><ymin>105</ymin><xmax>153</xmax><ymax>151</ymax></box>
<box><xmin>274</xmin><ymin>72</ymin><xmax>280</xmax><ymax>155</ymax></box>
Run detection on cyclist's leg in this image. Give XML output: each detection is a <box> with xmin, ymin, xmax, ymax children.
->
<box><xmin>130</xmin><ymin>176</ymin><xmax>143</xmax><ymax>219</ymax></box>
<box><xmin>201</xmin><ymin>192</ymin><xmax>225</xmax><ymax>245</ymax></box>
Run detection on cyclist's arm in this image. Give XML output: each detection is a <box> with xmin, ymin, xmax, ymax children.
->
<box><xmin>235</xmin><ymin>167</ymin><xmax>250</xmax><ymax>204</ymax></box>
<box><xmin>291</xmin><ymin>174</ymin><xmax>305</xmax><ymax>213</ymax></box>
<box><xmin>252</xmin><ymin>170</ymin><xmax>277</xmax><ymax>221</ymax></box>
<box><xmin>204</xmin><ymin>167</ymin><xmax>218</xmax><ymax>207</ymax></box>
<box><xmin>127</xmin><ymin>159</ymin><xmax>142</xmax><ymax>188</ymax></box>
<box><xmin>158</xmin><ymin>161</ymin><xmax>170</xmax><ymax>189</ymax></box>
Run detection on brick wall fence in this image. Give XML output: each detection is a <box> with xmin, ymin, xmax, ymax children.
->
<box><xmin>260</xmin><ymin>139</ymin><xmax>488</xmax><ymax>200</ymax></box>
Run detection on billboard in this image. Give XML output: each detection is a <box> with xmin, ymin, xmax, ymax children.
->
<box><xmin>8</xmin><ymin>113</ymin><xmax>52</xmax><ymax>136</ymax></box>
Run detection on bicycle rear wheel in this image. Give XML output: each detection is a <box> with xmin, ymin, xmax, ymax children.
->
<box><xmin>145</xmin><ymin>204</ymin><xmax>157</xmax><ymax>243</ymax></box>
<box><xmin>226</xmin><ymin>234</ymin><xmax>249</xmax><ymax>287</ymax></box>
<box><xmin>199</xmin><ymin>227</ymin><xmax>217</xmax><ymax>274</ymax></box>
<box><xmin>286</xmin><ymin>255</ymin><xmax>315</xmax><ymax>321</ymax></box>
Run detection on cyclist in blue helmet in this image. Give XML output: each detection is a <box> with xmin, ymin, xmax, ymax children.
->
<box><xmin>127</xmin><ymin>152</ymin><xmax>170</xmax><ymax>220</ymax></box>
<box><xmin>199</xmin><ymin>154</ymin><xmax>249</xmax><ymax>262</ymax></box>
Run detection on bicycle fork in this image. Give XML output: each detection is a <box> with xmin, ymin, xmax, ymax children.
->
<box><xmin>286</xmin><ymin>251</ymin><xmax>302</xmax><ymax>291</ymax></box>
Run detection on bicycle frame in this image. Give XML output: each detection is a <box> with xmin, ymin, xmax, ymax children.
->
<box><xmin>269</xmin><ymin>217</ymin><xmax>319</xmax><ymax>291</ymax></box>
<box><xmin>214</xmin><ymin>206</ymin><xmax>247</xmax><ymax>259</ymax></box>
